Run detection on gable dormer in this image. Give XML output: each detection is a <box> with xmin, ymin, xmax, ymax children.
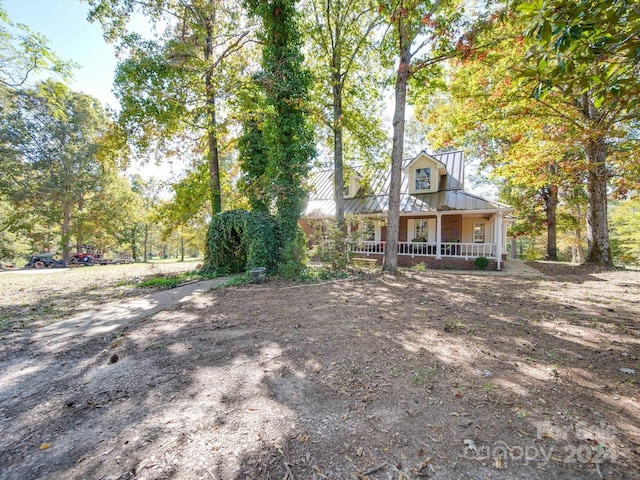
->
<box><xmin>340</xmin><ymin>172</ymin><xmax>362</xmax><ymax>199</ymax></box>
<box><xmin>403</xmin><ymin>152</ymin><xmax>447</xmax><ymax>194</ymax></box>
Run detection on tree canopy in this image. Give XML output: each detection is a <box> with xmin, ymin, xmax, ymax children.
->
<box><xmin>418</xmin><ymin>1</ymin><xmax>640</xmax><ymax>266</ymax></box>
<box><xmin>1</xmin><ymin>1</ymin><xmax>638</xmax><ymax>269</ymax></box>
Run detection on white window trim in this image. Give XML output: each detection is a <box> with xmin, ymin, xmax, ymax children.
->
<box><xmin>359</xmin><ymin>222</ymin><xmax>381</xmax><ymax>242</ymax></box>
<box><xmin>408</xmin><ymin>218</ymin><xmax>435</xmax><ymax>242</ymax></box>
<box><xmin>408</xmin><ymin>164</ymin><xmax>437</xmax><ymax>194</ymax></box>
<box><xmin>473</xmin><ymin>222</ymin><xmax>486</xmax><ymax>243</ymax></box>
<box><xmin>414</xmin><ymin>167</ymin><xmax>431</xmax><ymax>192</ymax></box>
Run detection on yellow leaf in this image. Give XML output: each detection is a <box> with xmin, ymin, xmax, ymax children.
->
<box><xmin>40</xmin><ymin>443</ymin><xmax>50</xmax><ymax>450</ymax></box>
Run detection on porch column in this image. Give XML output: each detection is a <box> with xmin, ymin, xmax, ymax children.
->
<box><xmin>435</xmin><ymin>213</ymin><xmax>442</xmax><ymax>259</ymax></box>
<box><xmin>496</xmin><ymin>210</ymin><xmax>503</xmax><ymax>271</ymax></box>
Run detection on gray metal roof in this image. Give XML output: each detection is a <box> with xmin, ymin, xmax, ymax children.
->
<box><xmin>304</xmin><ymin>150</ymin><xmax>511</xmax><ymax>217</ymax></box>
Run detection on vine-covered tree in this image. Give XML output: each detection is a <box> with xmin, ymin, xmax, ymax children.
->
<box><xmin>241</xmin><ymin>0</ymin><xmax>316</xmax><ymax>276</ymax></box>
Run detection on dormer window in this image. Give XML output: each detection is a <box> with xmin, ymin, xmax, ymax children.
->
<box><xmin>342</xmin><ymin>173</ymin><xmax>361</xmax><ymax>199</ymax></box>
<box><xmin>415</xmin><ymin>167</ymin><xmax>431</xmax><ymax>191</ymax></box>
<box><xmin>403</xmin><ymin>152</ymin><xmax>448</xmax><ymax>194</ymax></box>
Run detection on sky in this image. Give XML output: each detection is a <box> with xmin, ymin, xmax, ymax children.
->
<box><xmin>3</xmin><ymin>0</ymin><xmax>184</xmax><ymax>181</ymax></box>
<box><xmin>1</xmin><ymin>0</ymin><xmax>493</xmax><ymax>197</ymax></box>
<box><xmin>3</xmin><ymin>0</ymin><xmax>119</xmax><ymax>108</ymax></box>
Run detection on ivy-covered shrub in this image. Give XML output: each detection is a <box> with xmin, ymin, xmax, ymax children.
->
<box><xmin>203</xmin><ymin>209</ymin><xmax>279</xmax><ymax>276</ymax></box>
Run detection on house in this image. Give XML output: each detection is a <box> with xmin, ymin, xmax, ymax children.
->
<box><xmin>300</xmin><ymin>150</ymin><xmax>514</xmax><ymax>270</ymax></box>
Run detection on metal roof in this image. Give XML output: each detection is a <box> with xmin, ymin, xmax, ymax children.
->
<box><xmin>304</xmin><ymin>150</ymin><xmax>511</xmax><ymax>217</ymax></box>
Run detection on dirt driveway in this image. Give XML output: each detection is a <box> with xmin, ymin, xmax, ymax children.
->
<box><xmin>1</xmin><ymin>264</ymin><xmax>639</xmax><ymax>479</ymax></box>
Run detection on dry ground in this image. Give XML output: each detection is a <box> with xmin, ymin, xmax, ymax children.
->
<box><xmin>0</xmin><ymin>260</ymin><xmax>202</xmax><ymax>331</ymax></box>
<box><xmin>0</xmin><ymin>263</ymin><xmax>639</xmax><ymax>479</ymax></box>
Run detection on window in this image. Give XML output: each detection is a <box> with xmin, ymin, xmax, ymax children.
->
<box><xmin>343</xmin><ymin>184</ymin><xmax>350</xmax><ymax>196</ymax></box>
<box><xmin>415</xmin><ymin>219</ymin><xmax>427</xmax><ymax>240</ymax></box>
<box><xmin>415</xmin><ymin>167</ymin><xmax>431</xmax><ymax>190</ymax></box>
<box><xmin>363</xmin><ymin>223</ymin><xmax>375</xmax><ymax>241</ymax></box>
<box><xmin>473</xmin><ymin>223</ymin><xmax>485</xmax><ymax>243</ymax></box>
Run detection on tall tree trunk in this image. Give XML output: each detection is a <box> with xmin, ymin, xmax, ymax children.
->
<box><xmin>131</xmin><ymin>233</ymin><xmax>138</xmax><ymax>261</ymax></box>
<box><xmin>383</xmin><ymin>45</ymin><xmax>411</xmax><ymax>273</ymax></box>
<box><xmin>578</xmin><ymin>95</ymin><xmax>612</xmax><ymax>266</ymax></box>
<box><xmin>144</xmin><ymin>226</ymin><xmax>148</xmax><ymax>262</ymax></box>
<box><xmin>205</xmin><ymin>4</ymin><xmax>222</xmax><ymax>215</ymax></box>
<box><xmin>544</xmin><ymin>185</ymin><xmax>558</xmax><ymax>261</ymax></box>
<box><xmin>61</xmin><ymin>203</ymin><xmax>72</xmax><ymax>262</ymax></box>
<box><xmin>584</xmin><ymin>137</ymin><xmax>612</xmax><ymax>266</ymax></box>
<box><xmin>574</xmin><ymin>204</ymin><xmax>584</xmax><ymax>263</ymax></box>
<box><xmin>333</xmin><ymin>68</ymin><xmax>345</xmax><ymax>230</ymax></box>
<box><xmin>332</xmin><ymin>65</ymin><xmax>349</xmax><ymax>264</ymax></box>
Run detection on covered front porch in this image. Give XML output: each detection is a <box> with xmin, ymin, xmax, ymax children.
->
<box><xmin>350</xmin><ymin>239</ymin><xmax>497</xmax><ymax>259</ymax></box>
<box><xmin>347</xmin><ymin>211</ymin><xmax>508</xmax><ymax>270</ymax></box>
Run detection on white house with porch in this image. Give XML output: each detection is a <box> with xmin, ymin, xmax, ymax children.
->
<box><xmin>301</xmin><ymin>150</ymin><xmax>514</xmax><ymax>270</ymax></box>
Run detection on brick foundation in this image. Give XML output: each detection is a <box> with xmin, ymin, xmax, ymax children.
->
<box><xmin>350</xmin><ymin>253</ymin><xmax>498</xmax><ymax>271</ymax></box>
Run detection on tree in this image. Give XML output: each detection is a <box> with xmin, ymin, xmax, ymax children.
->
<box><xmin>0</xmin><ymin>6</ymin><xmax>71</xmax><ymax>89</ymax></box>
<box><xmin>0</xmin><ymin>6</ymin><xmax>71</xmax><ymax>254</ymax></box>
<box><xmin>0</xmin><ymin>196</ymin><xmax>32</xmax><ymax>261</ymax></box>
<box><xmin>1</xmin><ymin>81</ymin><xmax>110</xmax><ymax>261</ymax></box>
<box><xmin>610</xmin><ymin>197</ymin><xmax>640</xmax><ymax>265</ymax></box>
<box><xmin>515</xmin><ymin>0</ymin><xmax>640</xmax><ymax>265</ymax></box>
<box><xmin>380</xmin><ymin>0</ymin><xmax>462</xmax><ymax>273</ymax></box>
<box><xmin>81</xmin><ymin>171</ymin><xmax>145</xmax><ymax>254</ymax></box>
<box><xmin>303</xmin><ymin>0</ymin><xmax>385</xmax><ymax>231</ymax></box>
<box><xmin>418</xmin><ymin>7</ymin><xmax>637</xmax><ymax>264</ymax></box>
<box><xmin>242</xmin><ymin>0</ymin><xmax>316</xmax><ymax>276</ymax></box>
<box><xmin>153</xmin><ymin>163</ymin><xmax>213</xmax><ymax>257</ymax></box>
<box><xmin>88</xmin><ymin>0</ymin><xmax>254</xmax><ymax>215</ymax></box>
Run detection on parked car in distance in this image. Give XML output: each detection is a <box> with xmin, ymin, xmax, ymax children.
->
<box><xmin>25</xmin><ymin>253</ymin><xmax>66</xmax><ymax>269</ymax></box>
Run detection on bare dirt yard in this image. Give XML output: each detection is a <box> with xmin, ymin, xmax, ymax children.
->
<box><xmin>1</xmin><ymin>262</ymin><xmax>639</xmax><ymax>479</ymax></box>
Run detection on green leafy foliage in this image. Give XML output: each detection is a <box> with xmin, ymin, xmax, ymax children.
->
<box><xmin>512</xmin><ymin>0</ymin><xmax>640</xmax><ymax>265</ymax></box>
<box><xmin>421</xmin><ymin>3</ymin><xmax>639</xmax><ymax>266</ymax></box>
<box><xmin>474</xmin><ymin>256</ymin><xmax>489</xmax><ymax>270</ymax></box>
<box><xmin>136</xmin><ymin>276</ymin><xmax>182</xmax><ymax>289</ymax></box>
<box><xmin>308</xmin><ymin>219</ymin><xmax>350</xmax><ymax>270</ymax></box>
<box><xmin>0</xmin><ymin>6</ymin><xmax>72</xmax><ymax>88</ymax></box>
<box><xmin>88</xmin><ymin>0</ymin><xmax>254</xmax><ymax>215</ymax></box>
<box><xmin>303</xmin><ymin>0</ymin><xmax>386</xmax><ymax>229</ymax></box>
<box><xmin>203</xmin><ymin>209</ymin><xmax>279</xmax><ymax>276</ymax></box>
<box><xmin>0</xmin><ymin>80</ymin><xmax>121</xmax><ymax>260</ymax></box>
<box><xmin>241</xmin><ymin>0</ymin><xmax>316</xmax><ymax>277</ymax></box>
<box><xmin>609</xmin><ymin>197</ymin><xmax>640</xmax><ymax>265</ymax></box>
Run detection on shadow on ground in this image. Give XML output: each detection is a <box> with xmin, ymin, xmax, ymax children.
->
<box><xmin>1</xmin><ymin>268</ymin><xmax>639</xmax><ymax>479</ymax></box>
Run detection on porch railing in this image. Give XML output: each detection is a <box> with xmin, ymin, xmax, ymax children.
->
<box><xmin>349</xmin><ymin>241</ymin><xmax>496</xmax><ymax>259</ymax></box>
